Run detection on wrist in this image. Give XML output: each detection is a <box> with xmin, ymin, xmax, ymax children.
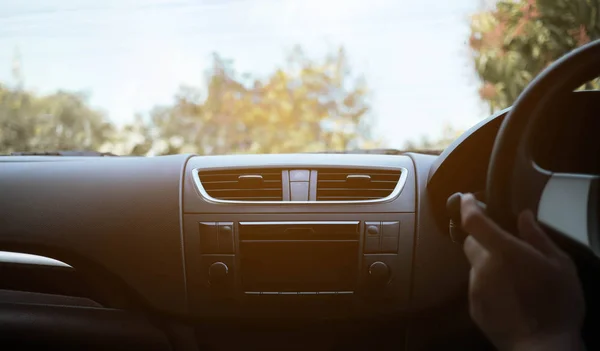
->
<box><xmin>510</xmin><ymin>332</ymin><xmax>584</xmax><ymax>351</ymax></box>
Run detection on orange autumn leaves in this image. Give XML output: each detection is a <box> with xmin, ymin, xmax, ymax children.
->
<box><xmin>470</xmin><ymin>0</ymin><xmax>600</xmax><ymax>112</ymax></box>
<box><xmin>142</xmin><ymin>48</ymin><xmax>375</xmax><ymax>156</ymax></box>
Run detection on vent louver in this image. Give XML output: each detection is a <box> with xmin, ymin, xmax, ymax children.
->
<box><xmin>316</xmin><ymin>168</ymin><xmax>402</xmax><ymax>201</ymax></box>
<box><xmin>198</xmin><ymin>169</ymin><xmax>283</xmax><ymax>201</ymax></box>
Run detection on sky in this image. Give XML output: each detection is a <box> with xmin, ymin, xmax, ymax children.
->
<box><xmin>0</xmin><ymin>0</ymin><xmax>488</xmax><ymax>148</ymax></box>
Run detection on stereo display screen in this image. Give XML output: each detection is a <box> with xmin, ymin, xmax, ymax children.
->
<box><xmin>239</xmin><ymin>222</ymin><xmax>360</xmax><ymax>292</ymax></box>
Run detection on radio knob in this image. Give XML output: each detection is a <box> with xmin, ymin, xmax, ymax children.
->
<box><xmin>368</xmin><ymin>261</ymin><xmax>390</xmax><ymax>284</ymax></box>
<box><xmin>209</xmin><ymin>262</ymin><xmax>229</xmax><ymax>284</ymax></box>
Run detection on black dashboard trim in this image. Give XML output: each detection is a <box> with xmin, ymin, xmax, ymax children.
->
<box><xmin>0</xmin><ymin>155</ymin><xmax>193</xmax><ymax>315</ymax></box>
<box><xmin>405</xmin><ymin>153</ymin><xmax>471</xmax><ymax>310</ymax></box>
<box><xmin>428</xmin><ymin>108</ymin><xmax>509</xmax><ymax>184</ymax></box>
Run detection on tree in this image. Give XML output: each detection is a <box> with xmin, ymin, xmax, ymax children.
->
<box><xmin>146</xmin><ymin>47</ymin><xmax>375</xmax><ymax>155</ymax></box>
<box><xmin>470</xmin><ymin>0</ymin><xmax>600</xmax><ymax>112</ymax></box>
<box><xmin>1</xmin><ymin>46</ymin><xmax>377</xmax><ymax>156</ymax></box>
<box><xmin>98</xmin><ymin>114</ymin><xmax>154</xmax><ymax>156</ymax></box>
<box><xmin>0</xmin><ymin>84</ymin><xmax>113</xmax><ymax>154</ymax></box>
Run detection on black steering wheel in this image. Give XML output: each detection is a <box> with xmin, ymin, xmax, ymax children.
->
<box><xmin>486</xmin><ymin>39</ymin><xmax>600</xmax><ymax>253</ymax></box>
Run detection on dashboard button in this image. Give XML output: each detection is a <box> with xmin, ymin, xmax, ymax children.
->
<box><xmin>366</xmin><ymin>225</ymin><xmax>379</xmax><ymax>235</ymax></box>
<box><xmin>381</xmin><ymin>221</ymin><xmax>400</xmax><ymax>253</ymax></box>
<box><xmin>382</xmin><ymin>221</ymin><xmax>399</xmax><ymax>237</ymax></box>
<box><xmin>368</xmin><ymin>261</ymin><xmax>390</xmax><ymax>284</ymax></box>
<box><xmin>199</xmin><ymin>222</ymin><xmax>218</xmax><ymax>253</ymax></box>
<box><xmin>218</xmin><ymin>222</ymin><xmax>234</xmax><ymax>253</ymax></box>
<box><xmin>290</xmin><ymin>182</ymin><xmax>309</xmax><ymax>201</ymax></box>
<box><xmin>365</xmin><ymin>236</ymin><xmax>379</xmax><ymax>253</ymax></box>
<box><xmin>364</xmin><ymin>222</ymin><xmax>381</xmax><ymax>253</ymax></box>
<box><xmin>290</xmin><ymin>170</ymin><xmax>310</xmax><ymax>182</ymax></box>
<box><xmin>381</xmin><ymin>237</ymin><xmax>398</xmax><ymax>253</ymax></box>
<box><xmin>209</xmin><ymin>262</ymin><xmax>229</xmax><ymax>284</ymax></box>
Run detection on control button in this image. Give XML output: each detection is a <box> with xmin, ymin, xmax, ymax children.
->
<box><xmin>218</xmin><ymin>222</ymin><xmax>234</xmax><ymax>253</ymax></box>
<box><xmin>382</xmin><ymin>221</ymin><xmax>400</xmax><ymax>237</ymax></box>
<box><xmin>290</xmin><ymin>182</ymin><xmax>309</xmax><ymax>201</ymax></box>
<box><xmin>365</xmin><ymin>236</ymin><xmax>379</xmax><ymax>253</ymax></box>
<box><xmin>199</xmin><ymin>222</ymin><xmax>218</xmax><ymax>253</ymax></box>
<box><xmin>381</xmin><ymin>237</ymin><xmax>398</xmax><ymax>252</ymax></box>
<box><xmin>381</xmin><ymin>221</ymin><xmax>400</xmax><ymax>253</ymax></box>
<box><xmin>208</xmin><ymin>262</ymin><xmax>229</xmax><ymax>284</ymax></box>
<box><xmin>368</xmin><ymin>261</ymin><xmax>390</xmax><ymax>284</ymax></box>
<box><xmin>364</xmin><ymin>222</ymin><xmax>381</xmax><ymax>253</ymax></box>
<box><xmin>367</xmin><ymin>225</ymin><xmax>379</xmax><ymax>235</ymax></box>
<box><xmin>290</xmin><ymin>170</ymin><xmax>310</xmax><ymax>182</ymax></box>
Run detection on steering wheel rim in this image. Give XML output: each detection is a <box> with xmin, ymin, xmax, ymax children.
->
<box><xmin>486</xmin><ymin>39</ymin><xmax>600</xmax><ymax>251</ymax></box>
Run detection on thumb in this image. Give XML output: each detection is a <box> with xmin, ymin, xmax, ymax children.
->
<box><xmin>517</xmin><ymin>210</ymin><xmax>561</xmax><ymax>256</ymax></box>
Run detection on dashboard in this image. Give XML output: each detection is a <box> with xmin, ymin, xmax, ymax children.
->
<box><xmin>1</xmin><ymin>91</ymin><xmax>597</xmax><ymax>350</ymax></box>
<box><xmin>0</xmin><ymin>146</ymin><xmax>497</xmax><ymax>349</ymax></box>
<box><xmin>0</xmin><ymin>150</ymin><xmax>481</xmax><ymax>349</ymax></box>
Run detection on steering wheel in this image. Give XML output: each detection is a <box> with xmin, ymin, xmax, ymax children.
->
<box><xmin>486</xmin><ymin>39</ymin><xmax>600</xmax><ymax>253</ymax></box>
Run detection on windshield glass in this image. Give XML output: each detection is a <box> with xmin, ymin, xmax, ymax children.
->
<box><xmin>0</xmin><ymin>0</ymin><xmax>597</xmax><ymax>155</ymax></box>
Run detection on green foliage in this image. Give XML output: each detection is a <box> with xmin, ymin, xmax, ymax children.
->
<box><xmin>470</xmin><ymin>0</ymin><xmax>600</xmax><ymax>112</ymax></box>
<box><xmin>136</xmin><ymin>47</ymin><xmax>375</xmax><ymax>155</ymax></box>
<box><xmin>0</xmin><ymin>46</ymin><xmax>377</xmax><ymax>156</ymax></box>
<box><xmin>0</xmin><ymin>85</ymin><xmax>113</xmax><ymax>154</ymax></box>
<box><xmin>407</xmin><ymin>0</ymin><xmax>600</xmax><ymax>152</ymax></box>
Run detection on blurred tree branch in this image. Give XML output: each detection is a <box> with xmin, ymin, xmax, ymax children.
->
<box><xmin>140</xmin><ymin>46</ymin><xmax>377</xmax><ymax>155</ymax></box>
<box><xmin>470</xmin><ymin>0</ymin><xmax>600</xmax><ymax>113</ymax></box>
<box><xmin>0</xmin><ymin>85</ymin><xmax>113</xmax><ymax>153</ymax></box>
<box><xmin>0</xmin><ymin>46</ymin><xmax>380</xmax><ymax>156</ymax></box>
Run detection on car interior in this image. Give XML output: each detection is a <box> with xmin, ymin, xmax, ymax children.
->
<box><xmin>0</xmin><ymin>36</ymin><xmax>598</xmax><ymax>351</ymax></box>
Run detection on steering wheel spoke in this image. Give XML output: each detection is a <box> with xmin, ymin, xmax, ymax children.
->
<box><xmin>538</xmin><ymin>173</ymin><xmax>599</xmax><ymax>248</ymax></box>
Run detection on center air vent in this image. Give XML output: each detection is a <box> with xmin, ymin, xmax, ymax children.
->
<box><xmin>316</xmin><ymin>168</ymin><xmax>402</xmax><ymax>201</ymax></box>
<box><xmin>198</xmin><ymin>169</ymin><xmax>283</xmax><ymax>201</ymax></box>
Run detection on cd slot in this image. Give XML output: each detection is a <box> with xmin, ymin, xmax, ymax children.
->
<box><xmin>239</xmin><ymin>221</ymin><xmax>359</xmax><ymax>241</ymax></box>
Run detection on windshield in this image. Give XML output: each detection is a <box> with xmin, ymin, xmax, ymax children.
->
<box><xmin>0</xmin><ymin>0</ymin><xmax>597</xmax><ymax>156</ymax></box>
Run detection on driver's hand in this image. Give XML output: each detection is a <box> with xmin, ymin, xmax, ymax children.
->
<box><xmin>461</xmin><ymin>193</ymin><xmax>585</xmax><ymax>351</ymax></box>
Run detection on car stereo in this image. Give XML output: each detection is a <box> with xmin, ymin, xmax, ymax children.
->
<box><xmin>183</xmin><ymin>214</ymin><xmax>414</xmax><ymax>318</ymax></box>
<box><xmin>238</xmin><ymin>221</ymin><xmax>359</xmax><ymax>293</ymax></box>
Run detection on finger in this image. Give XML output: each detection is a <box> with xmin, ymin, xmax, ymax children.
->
<box><xmin>461</xmin><ymin>193</ymin><xmax>513</xmax><ymax>251</ymax></box>
<box><xmin>517</xmin><ymin>210</ymin><xmax>563</xmax><ymax>257</ymax></box>
<box><xmin>463</xmin><ymin>235</ymin><xmax>488</xmax><ymax>267</ymax></box>
<box><xmin>468</xmin><ymin>268</ymin><xmax>485</xmax><ymax>324</ymax></box>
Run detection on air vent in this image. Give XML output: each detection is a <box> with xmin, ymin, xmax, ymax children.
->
<box><xmin>316</xmin><ymin>168</ymin><xmax>402</xmax><ymax>201</ymax></box>
<box><xmin>198</xmin><ymin>169</ymin><xmax>283</xmax><ymax>201</ymax></box>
